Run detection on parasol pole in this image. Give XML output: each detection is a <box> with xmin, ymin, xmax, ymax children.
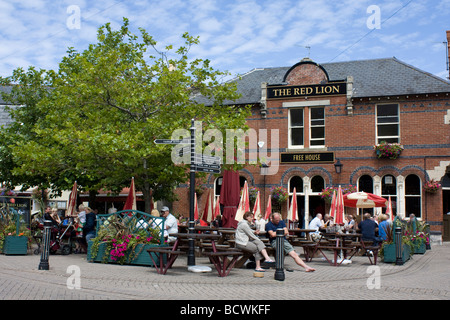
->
<box><xmin>188</xmin><ymin>119</ymin><xmax>196</xmax><ymax>266</ymax></box>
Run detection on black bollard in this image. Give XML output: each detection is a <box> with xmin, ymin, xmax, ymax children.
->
<box><xmin>394</xmin><ymin>226</ymin><xmax>403</xmax><ymax>265</ymax></box>
<box><xmin>274</xmin><ymin>228</ymin><xmax>285</xmax><ymax>281</ymax></box>
<box><xmin>38</xmin><ymin>220</ymin><xmax>52</xmax><ymax>270</ymax></box>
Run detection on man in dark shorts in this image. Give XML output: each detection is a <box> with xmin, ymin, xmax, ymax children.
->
<box><xmin>266</xmin><ymin>212</ymin><xmax>315</xmax><ymax>272</ymax></box>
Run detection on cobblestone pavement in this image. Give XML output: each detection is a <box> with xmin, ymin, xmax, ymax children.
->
<box><xmin>1</xmin><ymin>243</ymin><xmax>449</xmax><ymax>301</ymax></box>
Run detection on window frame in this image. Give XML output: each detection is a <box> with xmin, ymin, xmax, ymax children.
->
<box><xmin>309</xmin><ymin>107</ymin><xmax>325</xmax><ymax>148</ymax></box>
<box><xmin>376</xmin><ymin>103</ymin><xmax>400</xmax><ymax>144</ymax></box>
<box><xmin>288</xmin><ymin>108</ymin><xmax>304</xmax><ymax>149</ymax></box>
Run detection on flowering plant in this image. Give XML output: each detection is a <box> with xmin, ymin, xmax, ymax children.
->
<box><xmin>0</xmin><ymin>208</ymin><xmax>31</xmax><ymax>251</ymax></box>
<box><xmin>320</xmin><ymin>185</ymin><xmax>357</xmax><ymax>203</ymax></box>
<box><xmin>423</xmin><ymin>179</ymin><xmax>441</xmax><ymax>193</ymax></box>
<box><xmin>248</xmin><ymin>186</ymin><xmax>259</xmax><ymax>205</ymax></box>
<box><xmin>0</xmin><ymin>188</ymin><xmax>16</xmax><ymax>197</ymax></box>
<box><xmin>374</xmin><ymin>141</ymin><xmax>404</xmax><ymax>159</ymax></box>
<box><xmin>89</xmin><ymin>215</ymin><xmax>161</xmax><ymax>264</ymax></box>
<box><xmin>270</xmin><ymin>186</ymin><xmax>288</xmax><ymax>204</ymax></box>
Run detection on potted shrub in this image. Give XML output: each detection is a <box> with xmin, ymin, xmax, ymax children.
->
<box><xmin>0</xmin><ymin>206</ymin><xmax>30</xmax><ymax>255</ymax></box>
<box><xmin>87</xmin><ymin>211</ymin><xmax>166</xmax><ymax>266</ymax></box>
<box><xmin>380</xmin><ymin>219</ymin><xmax>412</xmax><ymax>263</ymax></box>
<box><xmin>374</xmin><ymin>141</ymin><xmax>404</xmax><ymax>159</ymax></box>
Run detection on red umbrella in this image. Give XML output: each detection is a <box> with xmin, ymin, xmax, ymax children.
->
<box><xmin>343</xmin><ymin>192</ymin><xmax>387</xmax><ymax>208</ymax></box>
<box><xmin>328</xmin><ymin>190</ymin><xmax>336</xmax><ymax>219</ymax></box>
<box><xmin>66</xmin><ymin>181</ymin><xmax>77</xmax><ymax>217</ymax></box>
<box><xmin>335</xmin><ymin>186</ymin><xmax>345</xmax><ymax>225</ymax></box>
<box><xmin>123</xmin><ymin>177</ymin><xmax>137</xmax><ymax>211</ymax></box>
<box><xmin>220</xmin><ymin>170</ymin><xmax>240</xmax><ymax>228</ymax></box>
<box><xmin>235</xmin><ymin>180</ymin><xmax>250</xmax><ymax>222</ymax></box>
<box><xmin>201</xmin><ymin>189</ymin><xmax>214</xmax><ymax>224</ymax></box>
<box><xmin>264</xmin><ymin>195</ymin><xmax>272</xmax><ymax>220</ymax></box>
<box><xmin>252</xmin><ymin>191</ymin><xmax>261</xmax><ymax>220</ymax></box>
<box><xmin>385</xmin><ymin>195</ymin><xmax>393</xmax><ymax>221</ymax></box>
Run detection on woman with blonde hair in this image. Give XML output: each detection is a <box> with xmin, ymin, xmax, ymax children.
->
<box><xmin>235</xmin><ymin>211</ymin><xmax>274</xmax><ymax>272</ymax></box>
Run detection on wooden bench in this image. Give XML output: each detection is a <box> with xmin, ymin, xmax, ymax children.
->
<box><xmin>146</xmin><ymin>247</ymin><xmax>185</xmax><ymax>275</ymax></box>
<box><xmin>202</xmin><ymin>250</ymin><xmax>243</xmax><ymax>277</ymax></box>
<box><xmin>359</xmin><ymin>241</ymin><xmax>381</xmax><ymax>265</ymax></box>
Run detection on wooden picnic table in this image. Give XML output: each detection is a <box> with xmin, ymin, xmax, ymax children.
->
<box><xmin>288</xmin><ymin>228</ymin><xmax>316</xmax><ymax>241</ymax></box>
<box><xmin>147</xmin><ymin>232</ymin><xmax>242</xmax><ymax>277</ymax></box>
<box><xmin>313</xmin><ymin>232</ymin><xmax>366</xmax><ymax>266</ymax></box>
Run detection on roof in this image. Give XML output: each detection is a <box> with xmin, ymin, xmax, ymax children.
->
<box><xmin>197</xmin><ymin>57</ymin><xmax>450</xmax><ymax>105</ymax></box>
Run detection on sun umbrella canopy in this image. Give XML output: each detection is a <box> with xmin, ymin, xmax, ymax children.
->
<box><xmin>220</xmin><ymin>170</ymin><xmax>240</xmax><ymax>228</ymax></box>
<box><xmin>252</xmin><ymin>191</ymin><xmax>261</xmax><ymax>219</ymax></box>
<box><xmin>235</xmin><ymin>180</ymin><xmax>250</xmax><ymax>222</ymax></box>
<box><xmin>343</xmin><ymin>192</ymin><xmax>387</xmax><ymax>208</ymax></box>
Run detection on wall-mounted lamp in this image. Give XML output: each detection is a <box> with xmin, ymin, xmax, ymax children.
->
<box><xmin>334</xmin><ymin>159</ymin><xmax>343</xmax><ymax>174</ymax></box>
<box><xmin>260</xmin><ymin>163</ymin><xmax>269</xmax><ymax>175</ymax></box>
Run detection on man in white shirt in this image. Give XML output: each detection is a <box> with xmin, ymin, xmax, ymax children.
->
<box><xmin>161</xmin><ymin>206</ymin><xmax>178</xmax><ymax>243</ymax></box>
<box><xmin>309</xmin><ymin>213</ymin><xmax>324</xmax><ymax>233</ymax></box>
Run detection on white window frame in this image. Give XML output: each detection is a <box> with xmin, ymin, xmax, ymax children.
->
<box><xmin>376</xmin><ymin>103</ymin><xmax>400</xmax><ymax>144</ymax></box>
<box><xmin>309</xmin><ymin>107</ymin><xmax>325</xmax><ymax>148</ymax></box>
<box><xmin>288</xmin><ymin>108</ymin><xmax>304</xmax><ymax>149</ymax></box>
<box><xmin>284</xmin><ymin>100</ymin><xmax>330</xmax><ymax>150</ymax></box>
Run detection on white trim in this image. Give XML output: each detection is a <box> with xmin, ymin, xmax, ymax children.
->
<box><xmin>282</xmin><ymin>100</ymin><xmax>330</xmax><ymax>108</ymax></box>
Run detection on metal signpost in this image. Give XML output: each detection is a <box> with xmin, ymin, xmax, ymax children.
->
<box><xmin>38</xmin><ymin>220</ymin><xmax>52</xmax><ymax>270</ymax></box>
<box><xmin>154</xmin><ymin>119</ymin><xmax>221</xmax><ymax>266</ymax></box>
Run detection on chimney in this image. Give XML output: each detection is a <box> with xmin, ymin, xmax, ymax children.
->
<box><xmin>447</xmin><ymin>30</ymin><xmax>450</xmax><ymax>79</ymax></box>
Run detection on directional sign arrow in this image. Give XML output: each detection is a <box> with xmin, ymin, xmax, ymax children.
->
<box><xmin>154</xmin><ymin>139</ymin><xmax>190</xmax><ymax>144</ymax></box>
<box><xmin>194</xmin><ymin>166</ymin><xmax>221</xmax><ymax>174</ymax></box>
<box><xmin>193</xmin><ymin>163</ymin><xmax>221</xmax><ymax>169</ymax></box>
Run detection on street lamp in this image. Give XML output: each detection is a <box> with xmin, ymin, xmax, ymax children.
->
<box><xmin>334</xmin><ymin>159</ymin><xmax>343</xmax><ymax>174</ymax></box>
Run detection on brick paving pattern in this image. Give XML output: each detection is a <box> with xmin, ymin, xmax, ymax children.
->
<box><xmin>1</xmin><ymin>243</ymin><xmax>449</xmax><ymax>300</ymax></box>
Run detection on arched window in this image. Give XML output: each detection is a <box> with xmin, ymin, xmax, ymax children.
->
<box><xmin>382</xmin><ymin>174</ymin><xmax>397</xmax><ymax>216</ymax></box>
<box><xmin>289</xmin><ymin>176</ymin><xmax>303</xmax><ymax>193</ymax></box>
<box><xmin>358</xmin><ymin>175</ymin><xmax>373</xmax><ymax>193</ymax></box>
<box><xmin>405</xmin><ymin>174</ymin><xmax>421</xmax><ymax>218</ymax></box>
<box><xmin>310</xmin><ymin>175</ymin><xmax>325</xmax><ymax>193</ymax></box>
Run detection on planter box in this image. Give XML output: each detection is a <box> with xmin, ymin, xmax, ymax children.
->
<box><xmin>382</xmin><ymin>243</ymin><xmax>411</xmax><ymax>263</ymax></box>
<box><xmin>87</xmin><ymin>241</ymin><xmax>166</xmax><ymax>266</ymax></box>
<box><xmin>3</xmin><ymin>236</ymin><xmax>28</xmax><ymax>255</ymax></box>
<box><xmin>412</xmin><ymin>241</ymin><xmax>426</xmax><ymax>254</ymax></box>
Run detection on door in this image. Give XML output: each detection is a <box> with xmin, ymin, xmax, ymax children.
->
<box><xmin>443</xmin><ymin>190</ymin><xmax>450</xmax><ymax>242</ymax></box>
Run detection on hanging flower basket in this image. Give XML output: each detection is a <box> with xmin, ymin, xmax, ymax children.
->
<box><xmin>320</xmin><ymin>185</ymin><xmax>357</xmax><ymax>203</ymax></box>
<box><xmin>423</xmin><ymin>179</ymin><xmax>441</xmax><ymax>193</ymax></box>
<box><xmin>270</xmin><ymin>186</ymin><xmax>288</xmax><ymax>205</ymax></box>
<box><xmin>374</xmin><ymin>141</ymin><xmax>404</xmax><ymax>159</ymax></box>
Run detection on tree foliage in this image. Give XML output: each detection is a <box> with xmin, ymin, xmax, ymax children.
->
<box><xmin>0</xmin><ymin>18</ymin><xmax>250</xmax><ymax>212</ymax></box>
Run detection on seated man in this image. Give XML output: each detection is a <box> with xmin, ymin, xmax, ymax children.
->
<box><xmin>357</xmin><ymin>213</ymin><xmax>382</xmax><ymax>246</ymax></box>
<box><xmin>266</xmin><ymin>212</ymin><xmax>315</xmax><ymax>272</ymax></box>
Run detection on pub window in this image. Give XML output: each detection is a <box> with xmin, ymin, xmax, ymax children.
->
<box><xmin>358</xmin><ymin>175</ymin><xmax>373</xmax><ymax>193</ymax></box>
<box><xmin>310</xmin><ymin>175</ymin><xmax>325</xmax><ymax>193</ymax></box>
<box><xmin>289</xmin><ymin>108</ymin><xmax>304</xmax><ymax>148</ymax></box>
<box><xmin>405</xmin><ymin>174</ymin><xmax>421</xmax><ymax>218</ymax></box>
<box><xmin>309</xmin><ymin>107</ymin><xmax>325</xmax><ymax>147</ymax></box>
<box><xmin>289</xmin><ymin>176</ymin><xmax>304</xmax><ymax>193</ymax></box>
<box><xmin>376</xmin><ymin>104</ymin><xmax>399</xmax><ymax>144</ymax></box>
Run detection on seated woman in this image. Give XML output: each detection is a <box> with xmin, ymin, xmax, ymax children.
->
<box><xmin>235</xmin><ymin>211</ymin><xmax>274</xmax><ymax>272</ymax></box>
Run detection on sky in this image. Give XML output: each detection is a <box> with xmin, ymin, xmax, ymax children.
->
<box><xmin>0</xmin><ymin>0</ymin><xmax>450</xmax><ymax>81</ymax></box>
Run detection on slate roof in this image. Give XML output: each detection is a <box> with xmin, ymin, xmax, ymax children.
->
<box><xmin>196</xmin><ymin>57</ymin><xmax>450</xmax><ymax>105</ymax></box>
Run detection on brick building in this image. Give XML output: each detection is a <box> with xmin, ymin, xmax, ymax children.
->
<box><xmin>174</xmin><ymin>55</ymin><xmax>450</xmax><ymax>243</ymax></box>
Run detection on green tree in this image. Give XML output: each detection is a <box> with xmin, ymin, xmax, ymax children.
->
<box><xmin>0</xmin><ymin>18</ymin><xmax>250</xmax><ymax>212</ymax></box>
